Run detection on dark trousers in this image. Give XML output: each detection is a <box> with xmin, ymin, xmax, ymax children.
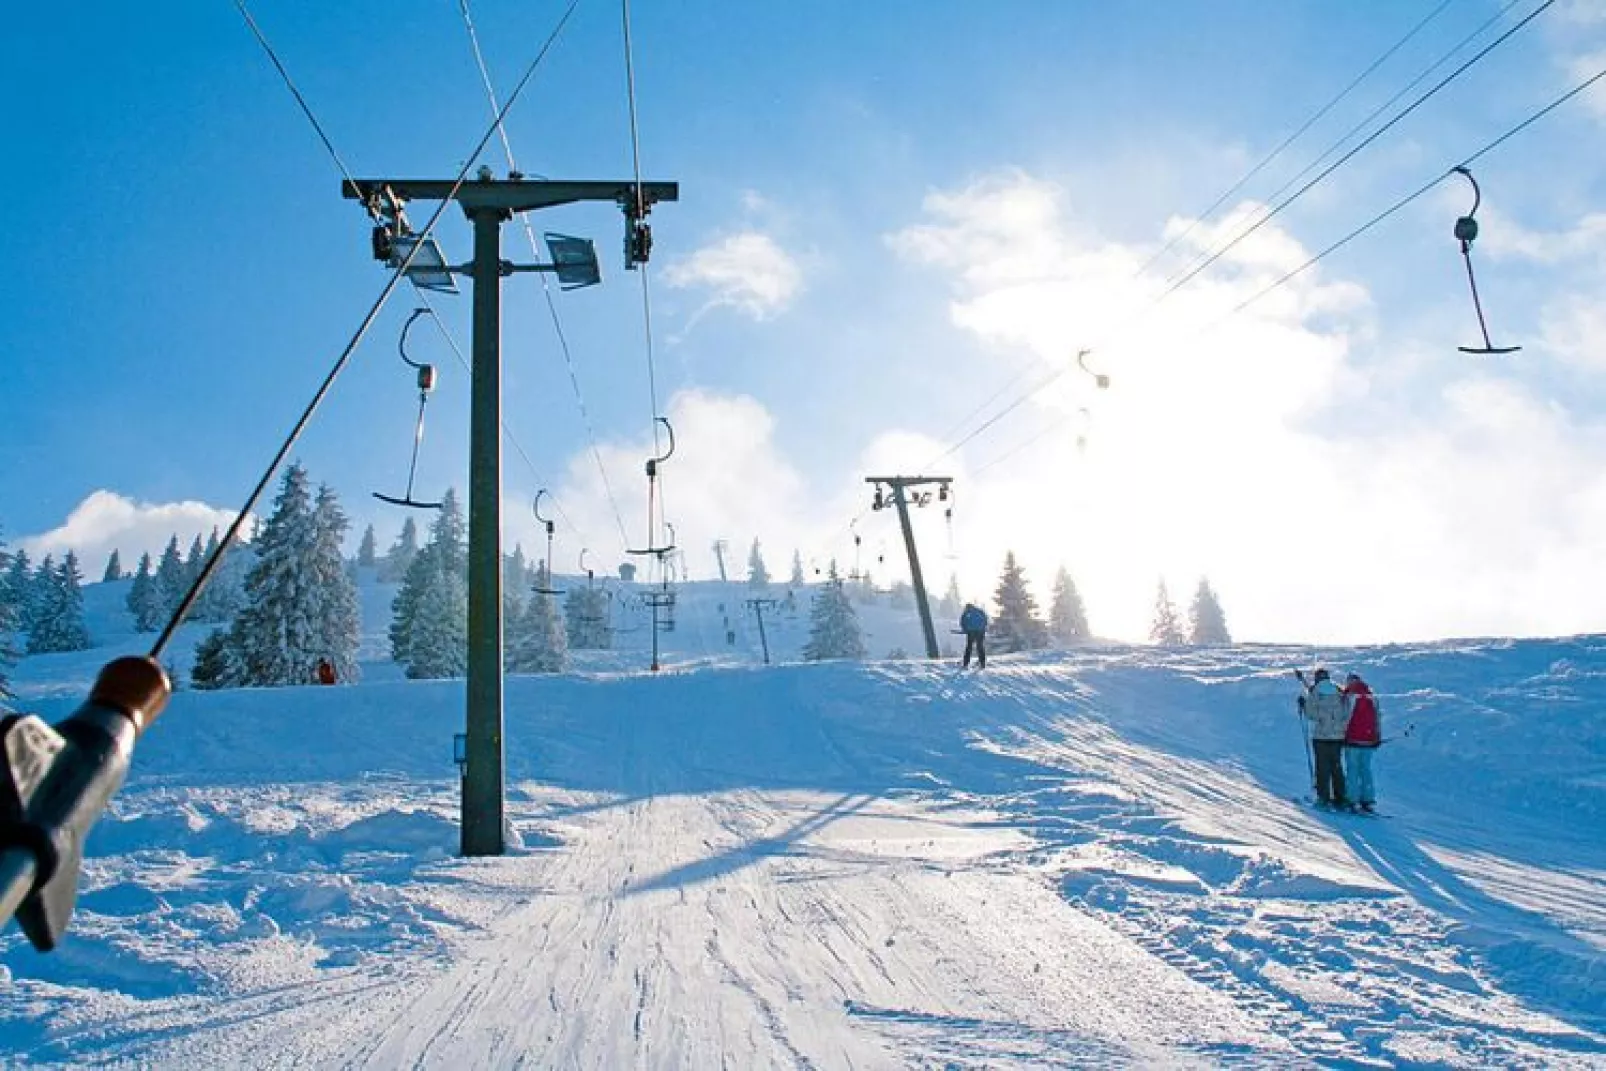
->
<box><xmin>962</xmin><ymin>632</ymin><xmax>986</xmax><ymax>669</ymax></box>
<box><xmin>1313</xmin><ymin>740</ymin><xmax>1347</xmax><ymax>804</ymax></box>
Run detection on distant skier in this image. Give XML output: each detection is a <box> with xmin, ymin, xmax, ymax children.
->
<box><xmin>316</xmin><ymin>658</ymin><xmax>337</xmax><ymax>686</ymax></box>
<box><xmin>1342</xmin><ymin>672</ymin><xmax>1382</xmax><ymax>813</ymax></box>
<box><xmin>1299</xmin><ymin>668</ymin><xmax>1348</xmax><ymax>807</ymax></box>
<box><xmin>959</xmin><ymin>603</ymin><xmax>988</xmax><ymax>670</ymax></box>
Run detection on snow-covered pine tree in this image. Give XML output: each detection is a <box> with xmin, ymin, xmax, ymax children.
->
<box><xmin>992</xmin><ymin>552</ymin><xmax>1048</xmax><ymax>653</ymax></box>
<box><xmin>382</xmin><ymin>517</ymin><xmax>420</xmax><ymax>583</ymax></box>
<box><xmin>1188</xmin><ymin>578</ymin><xmax>1232</xmax><ymax>645</ymax></box>
<box><xmin>0</xmin><ymin>530</ymin><xmax>17</xmax><ymax>701</ymax></box>
<box><xmin>5</xmin><ymin>549</ymin><xmax>38</xmax><ymax>636</ymax></box>
<box><xmin>1049</xmin><ymin>566</ymin><xmax>1091</xmax><ymax>646</ymax></box>
<box><xmin>189</xmin><ymin>627</ymin><xmax>235</xmax><ymax>690</ymax></box>
<box><xmin>184</xmin><ymin>533</ymin><xmax>206</xmax><ymax>588</ymax></box>
<box><xmin>1150</xmin><ymin>579</ymin><xmax>1185</xmax><ymax>647</ymax></box>
<box><xmin>508</xmin><ymin>563</ymin><xmax>567</xmax><ymax>673</ymax></box>
<box><xmin>126</xmin><ymin>552</ymin><xmax>164</xmax><ymax>631</ymax></box>
<box><xmin>803</xmin><ymin>562</ymin><xmax>866</xmax><ymax>661</ymax></box>
<box><xmin>227</xmin><ymin>462</ymin><xmax>323</xmax><ymax>686</ymax></box>
<box><xmin>357</xmin><ymin>524</ymin><xmax>377</xmax><ymax>568</ymax></box>
<box><xmin>102</xmin><ymin>549</ymin><xmax>123</xmax><ymax>583</ymax></box>
<box><xmin>748</xmin><ymin>539</ymin><xmax>770</xmax><ymax>588</ymax></box>
<box><xmin>154</xmin><ymin>535</ymin><xmax>187</xmax><ymax>618</ymax></box>
<box><xmin>28</xmin><ymin>552</ymin><xmax>92</xmax><ymax>654</ymax></box>
<box><xmin>311</xmin><ymin>484</ymin><xmax>361</xmax><ymax>682</ymax></box>
<box><xmin>191</xmin><ymin>527</ymin><xmax>243</xmax><ymax>623</ymax></box>
<box><xmin>790</xmin><ymin>550</ymin><xmax>805</xmax><ymax>586</ymax></box>
<box><xmin>563</xmin><ymin>583</ymin><xmax>613</xmax><ymax>649</ymax></box>
<box><xmin>392</xmin><ymin>489</ymin><xmax>467</xmax><ymax>678</ymax></box>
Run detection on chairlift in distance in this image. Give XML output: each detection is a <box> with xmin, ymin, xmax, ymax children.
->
<box><xmin>373</xmin><ymin>308</ymin><xmax>444</xmax><ymax>510</ymax></box>
<box><xmin>1077</xmin><ymin>349</ymin><xmax>1109</xmax><ymax>390</ymax></box>
<box><xmin>531</xmin><ymin>490</ymin><xmax>564</xmax><ymax>596</ymax></box>
<box><xmin>1450</xmin><ymin>166</ymin><xmax>1520</xmax><ymax>355</ymax></box>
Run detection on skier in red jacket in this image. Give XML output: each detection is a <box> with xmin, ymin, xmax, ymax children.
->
<box><xmin>1342</xmin><ymin>673</ymin><xmax>1382</xmax><ymax>812</ymax></box>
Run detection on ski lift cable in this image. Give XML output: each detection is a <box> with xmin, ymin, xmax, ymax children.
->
<box><xmin>1228</xmin><ymin>59</ymin><xmax>1606</xmax><ymax>322</ymax></box>
<box><xmin>907</xmin><ymin>0</ymin><xmax>1524</xmax><ymax>470</ymax></box>
<box><xmin>1134</xmin><ymin>0</ymin><xmax>1459</xmax><ymax>281</ymax></box>
<box><xmin>1147</xmin><ymin>0</ymin><xmax>1556</xmax><ymax>311</ymax></box>
<box><xmin>412</xmin><ymin>291</ymin><xmax>588</xmax><ymax>541</ymax></box>
<box><xmin>152</xmin><ymin>0</ymin><xmax>584</xmax><ymax>660</ymax></box>
<box><xmin>1159</xmin><ymin>0</ymin><xmax>1531</xmax><ymax>294</ymax></box>
<box><xmin>231</xmin><ymin>0</ymin><xmax>372</xmax><ymax>218</ymax></box>
<box><xmin>457</xmin><ymin>0</ymin><xmax>633</xmax><ymax>553</ymax></box>
<box><xmin>966</xmin><ymin>60</ymin><xmax>1606</xmax><ymax>488</ymax></box>
<box><xmin>909</xmin><ymin>0</ymin><xmax>1555</xmax><ymax>482</ymax></box>
<box><xmin>622</xmin><ymin>0</ymin><xmax>674</xmax><ymax>555</ymax></box>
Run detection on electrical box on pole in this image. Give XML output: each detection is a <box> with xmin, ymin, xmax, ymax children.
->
<box><xmin>346</xmin><ymin>175</ymin><xmax>678</xmax><ymax>857</ymax></box>
<box><xmin>865</xmin><ymin>475</ymin><xmax>952</xmax><ymax>660</ymax></box>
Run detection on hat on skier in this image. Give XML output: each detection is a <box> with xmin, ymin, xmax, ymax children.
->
<box><xmin>1312</xmin><ymin>667</ymin><xmax>1330</xmax><ymax>681</ymax></box>
<box><xmin>1345</xmin><ymin>672</ymin><xmax>1361</xmax><ymax>683</ymax></box>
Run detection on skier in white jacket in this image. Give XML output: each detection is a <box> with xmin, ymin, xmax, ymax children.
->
<box><xmin>1300</xmin><ymin>668</ymin><xmax>1349</xmax><ymax>807</ymax></box>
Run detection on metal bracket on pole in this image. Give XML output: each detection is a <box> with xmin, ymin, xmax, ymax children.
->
<box><xmin>865</xmin><ymin>476</ymin><xmax>952</xmax><ymax>659</ymax></box>
<box><xmin>345</xmin><ymin>177</ymin><xmax>678</xmax><ymax>857</ymax></box>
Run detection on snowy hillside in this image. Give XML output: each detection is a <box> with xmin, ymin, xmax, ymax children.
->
<box><xmin>2</xmin><ymin>577</ymin><xmax>1604</xmax><ymax>1067</ymax></box>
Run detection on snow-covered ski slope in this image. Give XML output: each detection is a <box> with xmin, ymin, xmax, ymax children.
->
<box><xmin>3</xmin><ymin>578</ymin><xmax>1605</xmax><ymax>1067</ymax></box>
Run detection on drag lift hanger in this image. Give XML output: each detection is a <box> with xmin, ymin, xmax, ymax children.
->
<box><xmin>1450</xmin><ymin>167</ymin><xmax>1520</xmax><ymax>355</ymax></box>
<box><xmin>531</xmin><ymin>491</ymin><xmax>564</xmax><ymax>596</ymax></box>
<box><xmin>1077</xmin><ymin>348</ymin><xmax>1110</xmax><ymax>389</ymax></box>
<box><xmin>626</xmin><ymin>417</ymin><xmax>677</xmax><ymax>558</ymax></box>
<box><xmin>373</xmin><ymin>308</ymin><xmax>443</xmax><ymax>510</ymax></box>
<box><xmin>1076</xmin><ymin>407</ymin><xmax>1092</xmax><ymax>452</ymax></box>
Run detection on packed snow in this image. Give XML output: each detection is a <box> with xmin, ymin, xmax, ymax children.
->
<box><xmin>2</xmin><ymin>573</ymin><xmax>1604</xmax><ymax>1067</ymax></box>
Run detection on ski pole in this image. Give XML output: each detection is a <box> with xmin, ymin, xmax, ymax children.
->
<box><xmin>1291</xmin><ymin>669</ymin><xmax>1315</xmax><ymax>791</ymax></box>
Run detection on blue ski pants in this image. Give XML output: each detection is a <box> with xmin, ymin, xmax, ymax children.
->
<box><xmin>1344</xmin><ymin>745</ymin><xmax>1377</xmax><ymax>805</ymax></box>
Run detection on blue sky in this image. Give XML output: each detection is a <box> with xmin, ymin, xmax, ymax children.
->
<box><xmin>4</xmin><ymin>1</ymin><xmax>1605</xmax><ymax>642</ymax></box>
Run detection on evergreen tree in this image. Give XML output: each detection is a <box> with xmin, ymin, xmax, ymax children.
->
<box><xmin>5</xmin><ymin>549</ymin><xmax>37</xmax><ymax>635</ymax></box>
<box><xmin>564</xmin><ymin>583</ymin><xmax>613</xmax><ymax>649</ymax></box>
<box><xmin>790</xmin><ymin>550</ymin><xmax>805</xmax><ymax>586</ymax></box>
<box><xmin>192</xmin><ymin>527</ymin><xmax>243</xmax><ymax>623</ymax></box>
<box><xmin>190</xmin><ymin>627</ymin><xmax>235</xmax><ymax>690</ymax></box>
<box><xmin>102</xmin><ymin>549</ymin><xmax>123</xmax><ymax>583</ymax></box>
<box><xmin>1188</xmin><ymin>578</ymin><xmax>1232</xmax><ymax>645</ymax></box>
<box><xmin>26</xmin><ymin>555</ymin><xmax>53</xmax><ymax>637</ymax></box>
<box><xmin>1150</xmin><ymin>579</ymin><xmax>1186</xmax><ymax>647</ymax></box>
<box><xmin>357</xmin><ymin>524</ymin><xmax>377</xmax><ymax>568</ymax></box>
<box><xmin>155</xmin><ymin>535</ymin><xmax>187</xmax><ymax>617</ymax></box>
<box><xmin>802</xmin><ymin>562</ymin><xmax>866</xmax><ymax>661</ymax></box>
<box><xmin>28</xmin><ymin>552</ymin><xmax>91</xmax><ymax>653</ymax></box>
<box><xmin>747</xmin><ymin>538</ymin><xmax>770</xmax><ymax>588</ymax></box>
<box><xmin>1048</xmin><ymin>566</ymin><xmax>1091</xmax><ymax>647</ymax></box>
<box><xmin>992</xmin><ymin>552</ymin><xmax>1048</xmax><ymax>653</ymax></box>
<box><xmin>227</xmin><ymin>463</ymin><xmax>323</xmax><ymax>686</ymax></box>
<box><xmin>508</xmin><ymin>564</ymin><xmax>567</xmax><ymax>673</ymax></box>
<box><xmin>391</xmin><ymin>490</ymin><xmax>467</xmax><ymax>678</ymax></box>
<box><xmin>0</xmin><ymin>530</ymin><xmax>18</xmax><ymax>701</ymax></box>
<box><xmin>311</xmin><ymin>484</ymin><xmax>361</xmax><ymax>682</ymax></box>
<box><xmin>127</xmin><ymin>552</ymin><xmax>165</xmax><ymax>632</ymax></box>
<box><xmin>382</xmin><ymin>517</ymin><xmax>420</xmax><ymax>582</ymax></box>
<box><xmin>184</xmin><ymin>533</ymin><xmax>207</xmax><ymax>587</ymax></box>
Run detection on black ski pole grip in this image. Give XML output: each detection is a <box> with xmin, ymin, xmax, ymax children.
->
<box><xmin>0</xmin><ymin>657</ymin><xmax>170</xmax><ymax>950</ymax></box>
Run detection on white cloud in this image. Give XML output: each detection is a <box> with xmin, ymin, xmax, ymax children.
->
<box><xmin>882</xmin><ymin>169</ymin><xmax>1606</xmax><ymax>644</ymax></box>
<box><xmin>516</xmin><ymin>389</ymin><xmax>810</xmax><ymax>582</ymax></box>
<box><xmin>663</xmin><ymin>231</ymin><xmax>803</xmax><ymax>322</ymax></box>
<box><xmin>19</xmin><ymin>490</ymin><xmax>242</xmax><ymax>581</ymax></box>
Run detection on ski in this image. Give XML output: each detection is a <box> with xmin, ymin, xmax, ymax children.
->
<box><xmin>1292</xmin><ymin>795</ymin><xmax>1388</xmax><ymax>818</ymax></box>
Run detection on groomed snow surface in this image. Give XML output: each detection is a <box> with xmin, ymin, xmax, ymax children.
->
<box><xmin>3</xmin><ymin>577</ymin><xmax>1605</xmax><ymax>1068</ymax></box>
